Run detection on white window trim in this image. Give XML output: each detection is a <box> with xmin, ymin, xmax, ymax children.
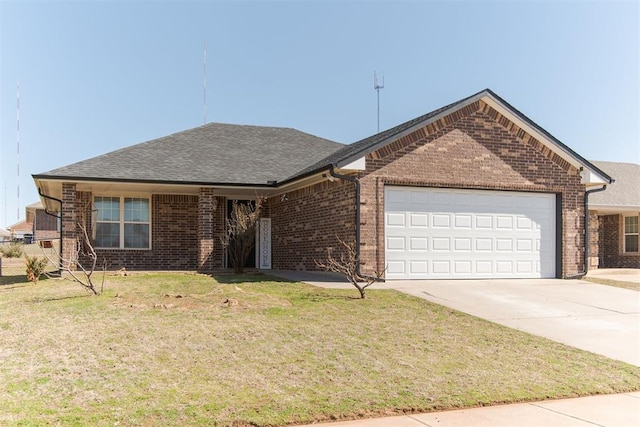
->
<box><xmin>93</xmin><ymin>195</ymin><xmax>152</xmax><ymax>250</ymax></box>
<box><xmin>623</xmin><ymin>215</ymin><xmax>639</xmax><ymax>254</ymax></box>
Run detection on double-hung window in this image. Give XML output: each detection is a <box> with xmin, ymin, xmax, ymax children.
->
<box><xmin>94</xmin><ymin>196</ymin><xmax>151</xmax><ymax>249</ymax></box>
<box><xmin>624</xmin><ymin>216</ymin><xmax>638</xmax><ymax>253</ymax></box>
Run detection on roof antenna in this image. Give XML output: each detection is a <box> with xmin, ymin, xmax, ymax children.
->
<box><xmin>16</xmin><ymin>81</ymin><xmax>20</xmax><ymax>222</ymax></box>
<box><xmin>374</xmin><ymin>71</ymin><xmax>384</xmax><ymax>133</ymax></box>
<box><xmin>203</xmin><ymin>41</ymin><xmax>207</xmax><ymax>125</ymax></box>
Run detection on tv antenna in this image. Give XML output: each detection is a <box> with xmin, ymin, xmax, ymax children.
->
<box><xmin>203</xmin><ymin>41</ymin><xmax>207</xmax><ymax>125</ymax></box>
<box><xmin>374</xmin><ymin>71</ymin><xmax>384</xmax><ymax>133</ymax></box>
<box><xmin>16</xmin><ymin>81</ymin><xmax>20</xmax><ymax>222</ymax></box>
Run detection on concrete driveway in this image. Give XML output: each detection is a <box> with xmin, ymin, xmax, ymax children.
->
<box><xmin>385</xmin><ymin>279</ymin><xmax>640</xmax><ymax>366</ymax></box>
<box><xmin>270</xmin><ymin>271</ymin><xmax>640</xmax><ymax>366</ymax></box>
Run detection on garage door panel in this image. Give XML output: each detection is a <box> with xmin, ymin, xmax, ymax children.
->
<box><xmin>410</xmin><ymin>213</ymin><xmax>428</xmax><ymax>227</ymax></box>
<box><xmin>454</xmin><ymin>238</ymin><xmax>472</xmax><ymax>251</ymax></box>
<box><xmin>410</xmin><ymin>261</ymin><xmax>428</xmax><ymax>274</ymax></box>
<box><xmin>386</xmin><ymin>260</ymin><xmax>406</xmax><ymax>275</ymax></box>
<box><xmin>386</xmin><ymin>237</ymin><xmax>405</xmax><ymax>251</ymax></box>
<box><xmin>410</xmin><ymin>237</ymin><xmax>428</xmax><ymax>251</ymax></box>
<box><xmin>387</xmin><ymin>213</ymin><xmax>405</xmax><ymax>227</ymax></box>
<box><xmin>476</xmin><ymin>261</ymin><xmax>493</xmax><ymax>274</ymax></box>
<box><xmin>385</xmin><ymin>187</ymin><xmax>556</xmax><ymax>279</ymax></box>
<box><xmin>432</xmin><ymin>214</ymin><xmax>451</xmax><ymax>228</ymax></box>
<box><xmin>432</xmin><ymin>238</ymin><xmax>450</xmax><ymax>251</ymax></box>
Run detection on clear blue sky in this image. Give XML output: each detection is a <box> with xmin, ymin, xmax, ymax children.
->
<box><xmin>0</xmin><ymin>0</ymin><xmax>638</xmax><ymax>229</ymax></box>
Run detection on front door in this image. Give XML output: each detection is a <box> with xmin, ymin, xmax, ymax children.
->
<box><xmin>226</xmin><ymin>199</ymin><xmax>256</xmax><ymax>269</ymax></box>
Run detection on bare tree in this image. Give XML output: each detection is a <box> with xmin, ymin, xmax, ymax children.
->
<box><xmin>315</xmin><ymin>237</ymin><xmax>384</xmax><ymax>299</ymax></box>
<box><xmin>221</xmin><ymin>197</ymin><xmax>266</xmax><ymax>274</ymax></box>
<box><xmin>43</xmin><ymin>204</ymin><xmax>106</xmax><ymax>295</ymax></box>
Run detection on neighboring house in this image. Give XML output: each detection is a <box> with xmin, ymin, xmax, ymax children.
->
<box><xmin>0</xmin><ymin>228</ymin><xmax>10</xmax><ymax>243</ymax></box>
<box><xmin>7</xmin><ymin>202</ymin><xmax>60</xmax><ymax>243</ymax></box>
<box><xmin>7</xmin><ymin>219</ymin><xmax>33</xmax><ymax>242</ymax></box>
<box><xmin>26</xmin><ymin>201</ymin><xmax>60</xmax><ymax>242</ymax></box>
<box><xmin>33</xmin><ymin>89</ymin><xmax>612</xmax><ymax>279</ymax></box>
<box><xmin>588</xmin><ymin>161</ymin><xmax>639</xmax><ymax>269</ymax></box>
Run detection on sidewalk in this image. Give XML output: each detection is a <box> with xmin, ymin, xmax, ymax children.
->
<box><xmin>586</xmin><ymin>268</ymin><xmax>640</xmax><ymax>284</ymax></box>
<box><xmin>297</xmin><ymin>392</ymin><xmax>640</xmax><ymax>427</ymax></box>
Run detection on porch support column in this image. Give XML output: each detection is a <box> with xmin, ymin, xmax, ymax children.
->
<box><xmin>61</xmin><ymin>182</ymin><xmax>77</xmax><ymax>271</ymax></box>
<box><xmin>198</xmin><ymin>188</ymin><xmax>215</xmax><ymax>272</ymax></box>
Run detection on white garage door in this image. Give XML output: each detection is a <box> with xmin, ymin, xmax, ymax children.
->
<box><xmin>385</xmin><ymin>187</ymin><xmax>556</xmax><ymax>279</ymax></box>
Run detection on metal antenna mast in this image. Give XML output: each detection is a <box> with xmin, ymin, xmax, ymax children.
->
<box><xmin>203</xmin><ymin>41</ymin><xmax>207</xmax><ymax>125</ymax></box>
<box><xmin>16</xmin><ymin>81</ymin><xmax>20</xmax><ymax>222</ymax></box>
<box><xmin>374</xmin><ymin>71</ymin><xmax>384</xmax><ymax>133</ymax></box>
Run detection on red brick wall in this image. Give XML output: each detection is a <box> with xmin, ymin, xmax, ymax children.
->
<box><xmin>268</xmin><ymin>180</ymin><xmax>356</xmax><ymax>270</ymax></box>
<box><xmin>588</xmin><ymin>212</ymin><xmax>600</xmax><ymax>269</ymax></box>
<box><xmin>357</xmin><ymin>100</ymin><xmax>585</xmax><ymax>278</ymax></box>
<box><xmin>76</xmin><ymin>193</ymin><xmax>201</xmax><ymax>270</ymax></box>
<box><xmin>598</xmin><ymin>214</ymin><xmax>640</xmax><ymax>268</ymax></box>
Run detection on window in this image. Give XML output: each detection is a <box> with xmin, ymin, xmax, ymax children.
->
<box><xmin>624</xmin><ymin>216</ymin><xmax>638</xmax><ymax>253</ymax></box>
<box><xmin>94</xmin><ymin>196</ymin><xmax>150</xmax><ymax>249</ymax></box>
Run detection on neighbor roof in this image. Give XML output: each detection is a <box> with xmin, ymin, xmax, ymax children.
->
<box><xmin>589</xmin><ymin>161</ymin><xmax>640</xmax><ymax>211</ymax></box>
<box><xmin>34</xmin><ymin>123</ymin><xmax>343</xmax><ymax>185</ymax></box>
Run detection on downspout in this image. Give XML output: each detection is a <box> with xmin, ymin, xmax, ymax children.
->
<box><xmin>566</xmin><ymin>184</ymin><xmax>607</xmax><ymax>279</ymax></box>
<box><xmin>38</xmin><ymin>187</ymin><xmax>63</xmax><ymax>273</ymax></box>
<box><xmin>38</xmin><ymin>188</ymin><xmax>62</xmax><ymax>220</ymax></box>
<box><xmin>328</xmin><ymin>164</ymin><xmax>384</xmax><ymax>283</ymax></box>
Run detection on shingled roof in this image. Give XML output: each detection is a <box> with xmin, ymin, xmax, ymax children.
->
<box><xmin>288</xmin><ymin>89</ymin><xmax>611</xmax><ymax>185</ymax></box>
<box><xmin>35</xmin><ymin>89</ymin><xmax>613</xmax><ymax>188</ymax></box>
<box><xmin>34</xmin><ymin>123</ymin><xmax>343</xmax><ymax>185</ymax></box>
<box><xmin>590</xmin><ymin>161</ymin><xmax>640</xmax><ymax>210</ymax></box>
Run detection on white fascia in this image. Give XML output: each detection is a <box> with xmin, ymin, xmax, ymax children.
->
<box><xmin>337</xmin><ymin>156</ymin><xmax>366</xmax><ymax>171</ymax></box>
<box><xmin>482</xmin><ymin>95</ymin><xmax>611</xmax><ymax>185</ymax></box>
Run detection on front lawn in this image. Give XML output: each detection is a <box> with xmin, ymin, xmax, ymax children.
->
<box><xmin>1</xmin><ymin>273</ymin><xmax>639</xmax><ymax>426</ymax></box>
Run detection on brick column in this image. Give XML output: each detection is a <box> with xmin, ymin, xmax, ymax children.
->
<box><xmin>198</xmin><ymin>188</ymin><xmax>215</xmax><ymax>272</ymax></box>
<box><xmin>61</xmin><ymin>183</ymin><xmax>77</xmax><ymax>270</ymax></box>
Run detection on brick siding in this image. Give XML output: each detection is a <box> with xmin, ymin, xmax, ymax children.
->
<box><xmin>598</xmin><ymin>214</ymin><xmax>640</xmax><ymax>268</ymax></box>
<box><xmin>588</xmin><ymin>212</ymin><xmax>599</xmax><ymax>269</ymax></box>
<box><xmin>268</xmin><ymin>180</ymin><xmax>356</xmax><ymax>270</ymax></box>
<box><xmin>356</xmin><ymin>100</ymin><xmax>585</xmax><ymax>278</ymax></box>
<box><xmin>58</xmin><ymin>101</ymin><xmax>591</xmax><ymax>276</ymax></box>
<box><xmin>72</xmin><ymin>193</ymin><xmax>201</xmax><ymax>270</ymax></box>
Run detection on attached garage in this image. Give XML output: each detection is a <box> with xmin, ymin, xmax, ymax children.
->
<box><xmin>385</xmin><ymin>186</ymin><xmax>557</xmax><ymax>279</ymax></box>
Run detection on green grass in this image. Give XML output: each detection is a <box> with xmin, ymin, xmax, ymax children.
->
<box><xmin>1</xmin><ymin>272</ymin><xmax>639</xmax><ymax>426</ymax></box>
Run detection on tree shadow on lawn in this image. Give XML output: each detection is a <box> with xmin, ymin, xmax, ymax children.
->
<box><xmin>211</xmin><ymin>273</ymin><xmax>360</xmax><ymax>302</ymax></box>
<box><xmin>0</xmin><ymin>275</ymin><xmax>30</xmax><ymax>286</ymax></box>
<box><xmin>212</xmin><ymin>273</ymin><xmax>294</xmax><ymax>284</ymax></box>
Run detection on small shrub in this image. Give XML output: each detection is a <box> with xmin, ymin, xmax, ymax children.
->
<box><xmin>0</xmin><ymin>242</ymin><xmax>24</xmax><ymax>258</ymax></box>
<box><xmin>25</xmin><ymin>256</ymin><xmax>49</xmax><ymax>284</ymax></box>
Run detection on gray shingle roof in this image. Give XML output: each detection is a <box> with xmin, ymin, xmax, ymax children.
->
<box><xmin>289</xmin><ymin>89</ymin><xmax>611</xmax><ymax>185</ymax></box>
<box><xmin>590</xmin><ymin>161</ymin><xmax>640</xmax><ymax>209</ymax></box>
<box><xmin>289</xmin><ymin>92</ymin><xmax>476</xmax><ymax>180</ymax></box>
<box><xmin>35</xmin><ymin>123</ymin><xmax>344</xmax><ymax>185</ymax></box>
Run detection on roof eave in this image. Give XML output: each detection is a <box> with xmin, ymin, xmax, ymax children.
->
<box><xmin>32</xmin><ymin>174</ymin><xmax>277</xmax><ymax>189</ymax></box>
<box><xmin>334</xmin><ymin>89</ymin><xmax>613</xmax><ymax>185</ymax></box>
<box><xmin>481</xmin><ymin>90</ymin><xmax>613</xmax><ymax>185</ymax></box>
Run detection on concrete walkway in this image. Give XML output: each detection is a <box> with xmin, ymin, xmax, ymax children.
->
<box><xmin>587</xmin><ymin>268</ymin><xmax>640</xmax><ymax>284</ymax></box>
<box><xmin>297</xmin><ymin>392</ymin><xmax>640</xmax><ymax>427</ymax></box>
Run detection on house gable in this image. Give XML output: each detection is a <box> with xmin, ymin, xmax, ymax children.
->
<box><xmin>365</xmin><ymin>99</ymin><xmax>582</xmax><ymax>189</ymax></box>
<box><xmin>308</xmin><ymin>90</ymin><xmax>612</xmax><ymax>188</ymax></box>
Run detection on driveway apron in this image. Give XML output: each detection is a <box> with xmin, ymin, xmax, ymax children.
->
<box><xmin>384</xmin><ymin>279</ymin><xmax>640</xmax><ymax>366</ymax></box>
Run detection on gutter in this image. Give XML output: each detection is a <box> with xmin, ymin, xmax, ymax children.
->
<box><xmin>328</xmin><ymin>165</ymin><xmax>384</xmax><ymax>283</ymax></box>
<box><xmin>38</xmin><ymin>187</ymin><xmax>62</xmax><ymax>219</ymax></box>
<box><xmin>566</xmin><ymin>184</ymin><xmax>608</xmax><ymax>279</ymax></box>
